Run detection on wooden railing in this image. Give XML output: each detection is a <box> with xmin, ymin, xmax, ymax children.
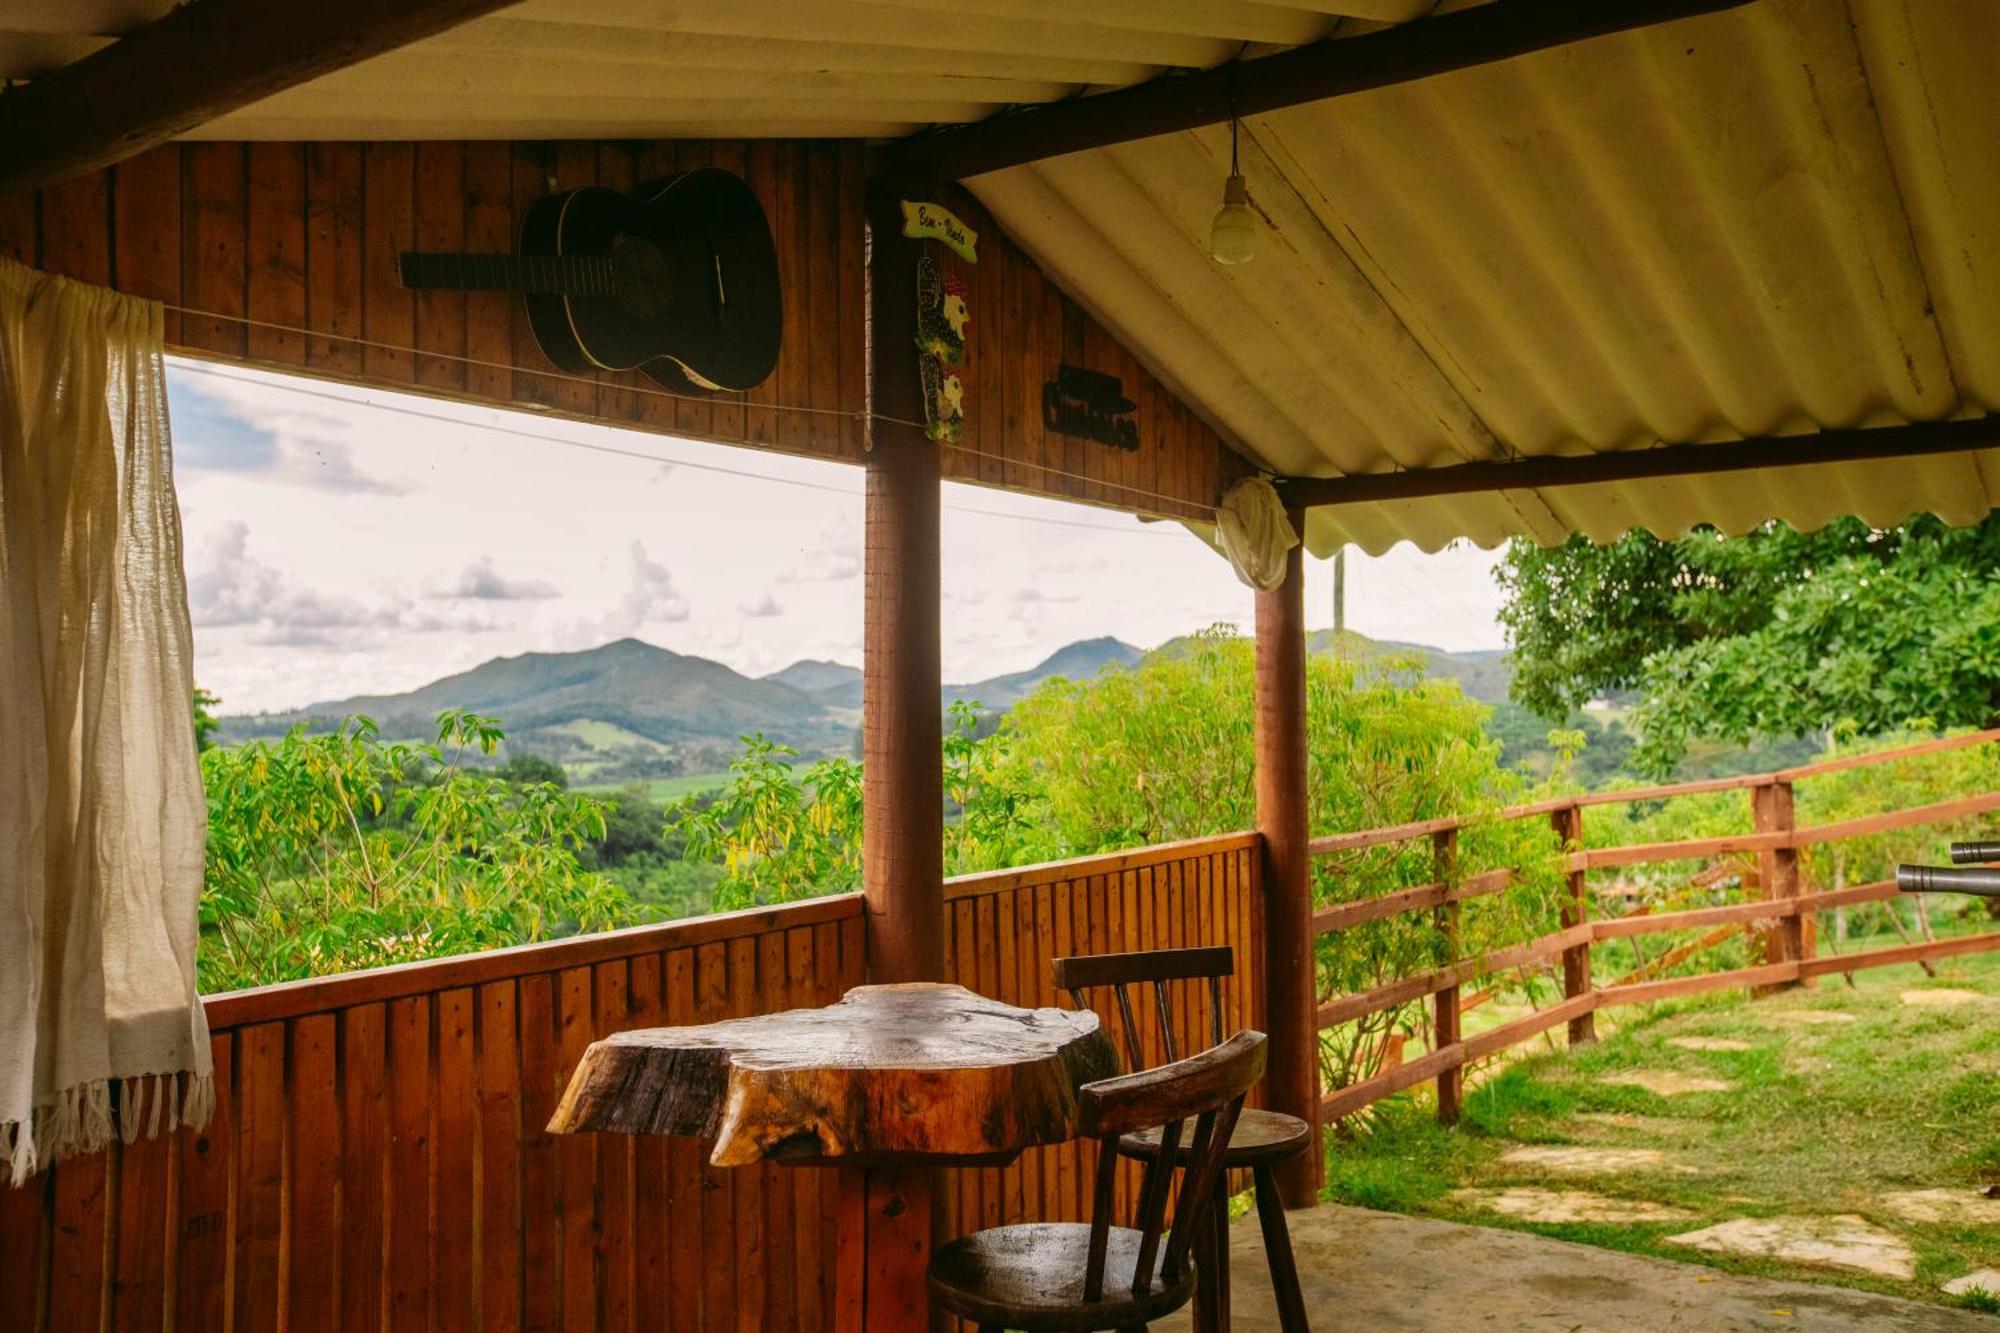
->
<box><xmin>1312</xmin><ymin>729</ymin><xmax>2000</xmax><ymax>1124</ymax></box>
<box><xmin>0</xmin><ymin>832</ymin><xmax>1263</xmax><ymax>1333</ymax></box>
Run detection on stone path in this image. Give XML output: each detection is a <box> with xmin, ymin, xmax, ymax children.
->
<box><xmin>1880</xmin><ymin>1189</ymin><xmax>2000</xmax><ymax>1226</ymax></box>
<box><xmin>1770</xmin><ymin>1009</ymin><xmax>1858</xmax><ymax>1026</ymax></box>
<box><xmin>1901</xmin><ymin>988</ymin><xmax>1990</xmax><ymax>1007</ymax></box>
<box><xmin>1450</xmin><ymin>1186</ymin><xmax>1695</xmax><ymax>1224</ymax></box>
<box><xmin>1599</xmin><ymin>1069</ymin><xmax>1734</xmax><ymax>1095</ymax></box>
<box><xmin>1155</xmin><ymin>1204</ymin><xmax>1999</xmax><ymax>1332</ymax></box>
<box><xmin>1944</xmin><ymin>1271</ymin><xmax>2000</xmax><ymax>1298</ymax></box>
<box><xmin>1666</xmin><ymin>1215</ymin><xmax>1918</xmax><ymax>1281</ymax></box>
<box><xmin>1498</xmin><ymin>1144</ymin><xmax>1667</xmax><ymax>1175</ymax></box>
<box><xmin>1669</xmin><ymin>1035</ymin><xmax>1755</xmax><ymax>1051</ymax></box>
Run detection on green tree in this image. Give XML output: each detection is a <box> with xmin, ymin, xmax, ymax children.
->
<box><xmin>664</xmin><ymin>737</ymin><xmax>863</xmax><ymax>910</ymax></box>
<box><xmin>1496</xmin><ymin>516</ymin><xmax>2000</xmax><ymax>772</ymax></box>
<box><xmin>199</xmin><ymin>709</ymin><xmax>635</xmax><ymax>990</ymax></box>
<box><xmin>192</xmin><ymin>687</ymin><xmax>222</xmax><ymax>752</ymax></box>
<box><xmin>497</xmin><ymin>751</ymin><xmax>568</xmax><ymax>788</ymax></box>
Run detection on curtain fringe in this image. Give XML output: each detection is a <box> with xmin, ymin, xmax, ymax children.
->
<box><xmin>3</xmin><ymin>1070</ymin><xmax>214</xmax><ymax>1188</ymax></box>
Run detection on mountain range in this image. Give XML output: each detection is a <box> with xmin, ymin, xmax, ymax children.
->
<box><xmin>218</xmin><ymin>632</ymin><xmax>1506</xmax><ymax>787</ymax></box>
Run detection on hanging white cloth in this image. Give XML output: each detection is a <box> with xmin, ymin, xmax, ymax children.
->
<box><xmin>0</xmin><ymin>256</ymin><xmax>212</xmax><ymax>1186</ymax></box>
<box><xmin>1215</xmin><ymin>476</ymin><xmax>1300</xmax><ymax>591</ymax></box>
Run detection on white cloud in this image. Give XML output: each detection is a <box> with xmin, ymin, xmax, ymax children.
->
<box><xmin>166</xmin><ymin>360</ymin><xmax>1504</xmax><ymax>713</ymax></box>
<box><xmin>428</xmin><ymin>557</ymin><xmax>560</xmax><ymax>601</ymax></box>
<box><xmin>739</xmin><ymin>594</ymin><xmax>784</xmax><ymax>618</ymax></box>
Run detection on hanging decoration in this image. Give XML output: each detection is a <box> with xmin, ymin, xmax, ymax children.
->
<box><xmin>916</xmin><ymin>252</ymin><xmax>969</xmax><ymax>443</ymax></box>
<box><xmin>1216</xmin><ymin>475</ymin><xmax>1299</xmax><ymax>590</ymax></box>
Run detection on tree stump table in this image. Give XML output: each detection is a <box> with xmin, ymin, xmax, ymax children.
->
<box><xmin>549</xmin><ymin>982</ymin><xmax>1120</xmax><ymax>1329</ymax></box>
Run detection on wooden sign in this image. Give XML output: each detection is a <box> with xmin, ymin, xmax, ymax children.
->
<box><xmin>1043</xmin><ymin>364</ymin><xmax>1138</xmax><ymax>451</ymax></box>
<box><xmin>899</xmin><ymin>199</ymin><xmax>979</xmax><ymax>263</ymax></box>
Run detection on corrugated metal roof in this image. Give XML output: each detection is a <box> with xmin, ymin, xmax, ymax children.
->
<box><xmin>16</xmin><ymin>0</ymin><xmax>1999</xmax><ymax>551</ymax></box>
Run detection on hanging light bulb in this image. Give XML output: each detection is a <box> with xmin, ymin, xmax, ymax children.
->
<box><xmin>1209</xmin><ymin>78</ymin><xmax>1256</xmax><ymax>266</ymax></box>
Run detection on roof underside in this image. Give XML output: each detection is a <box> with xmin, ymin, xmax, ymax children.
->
<box><xmin>12</xmin><ymin>0</ymin><xmax>1999</xmax><ymax>553</ymax></box>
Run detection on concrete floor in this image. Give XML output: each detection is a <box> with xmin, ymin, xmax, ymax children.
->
<box><xmin>1155</xmin><ymin>1204</ymin><xmax>2000</xmax><ymax>1332</ymax></box>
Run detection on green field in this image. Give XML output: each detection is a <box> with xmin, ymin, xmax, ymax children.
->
<box><xmin>578</xmin><ymin>771</ymin><xmax>731</xmax><ymax>803</ymax></box>
<box><xmin>1324</xmin><ymin>947</ymin><xmax>2000</xmax><ymax>1312</ymax></box>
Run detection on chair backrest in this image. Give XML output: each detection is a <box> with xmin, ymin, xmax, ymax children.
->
<box><xmin>1052</xmin><ymin>945</ymin><xmax>1232</xmax><ymax>1072</ymax></box>
<box><xmin>1073</xmin><ymin>1029</ymin><xmax>1265</xmax><ymax>1304</ymax></box>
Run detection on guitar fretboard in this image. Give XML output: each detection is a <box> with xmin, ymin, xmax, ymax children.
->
<box><xmin>397</xmin><ymin>252</ymin><xmax>617</xmax><ymax>297</ymax></box>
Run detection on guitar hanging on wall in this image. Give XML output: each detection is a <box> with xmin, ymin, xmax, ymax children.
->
<box><xmin>396</xmin><ymin>169</ymin><xmax>782</xmax><ymax>393</ymax></box>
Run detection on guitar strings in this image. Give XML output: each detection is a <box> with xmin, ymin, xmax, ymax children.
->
<box><xmin>159</xmin><ymin>301</ymin><xmax>1222</xmax><ymax>522</ymax></box>
<box><xmin>172</xmin><ymin>361</ymin><xmax>1201</xmax><ymax>540</ymax></box>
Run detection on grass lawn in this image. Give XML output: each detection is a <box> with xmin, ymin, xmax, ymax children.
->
<box><xmin>1323</xmin><ymin>947</ymin><xmax>2000</xmax><ymax>1313</ymax></box>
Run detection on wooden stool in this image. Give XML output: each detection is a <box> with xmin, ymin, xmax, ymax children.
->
<box><xmin>928</xmin><ymin>1031</ymin><xmax>1266</xmax><ymax>1333</ymax></box>
<box><xmin>1055</xmin><ymin>947</ymin><xmax>1313</xmax><ymax>1333</ymax></box>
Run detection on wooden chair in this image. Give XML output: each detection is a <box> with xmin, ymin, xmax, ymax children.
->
<box><xmin>1053</xmin><ymin>947</ymin><xmax>1311</xmax><ymax>1333</ymax></box>
<box><xmin>928</xmin><ymin>1030</ymin><xmax>1266</xmax><ymax>1333</ymax></box>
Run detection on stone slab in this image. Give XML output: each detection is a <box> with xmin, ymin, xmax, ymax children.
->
<box><xmin>1880</xmin><ymin>1189</ymin><xmax>2000</xmax><ymax>1227</ymax></box>
<box><xmin>1600</xmin><ymin>1069</ymin><xmax>1734</xmax><ymax>1096</ymax></box>
<box><xmin>1770</xmin><ymin>1010</ymin><xmax>1858</xmax><ymax>1026</ymax></box>
<box><xmin>1499</xmin><ymin>1145</ymin><xmax>1668</xmax><ymax>1175</ymax></box>
<box><xmin>1900</xmin><ymin>988</ymin><xmax>1990</xmax><ymax>1007</ymax></box>
<box><xmin>1666</xmin><ymin>1215</ymin><xmax>1917</xmax><ymax>1281</ymax></box>
<box><xmin>1668</xmin><ymin>1036</ymin><xmax>1755</xmax><ymax>1052</ymax></box>
<box><xmin>1943</xmin><ymin>1270</ymin><xmax>2000</xmax><ymax>1298</ymax></box>
<box><xmin>1451</xmin><ymin>1187</ymin><xmax>1696</xmax><ymax>1225</ymax></box>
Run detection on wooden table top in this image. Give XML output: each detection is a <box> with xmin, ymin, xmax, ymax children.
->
<box><xmin>548</xmin><ymin>981</ymin><xmax>1120</xmax><ymax>1166</ymax></box>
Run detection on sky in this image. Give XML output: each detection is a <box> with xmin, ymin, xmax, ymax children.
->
<box><xmin>166</xmin><ymin>359</ymin><xmax>1510</xmax><ymax>716</ymax></box>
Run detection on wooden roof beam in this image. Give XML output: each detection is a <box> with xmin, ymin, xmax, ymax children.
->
<box><xmin>875</xmin><ymin>0</ymin><xmax>1754</xmax><ymax>182</ymax></box>
<box><xmin>0</xmin><ymin>0</ymin><xmax>517</xmax><ymax>196</ymax></box>
<box><xmin>1275</xmin><ymin>416</ymin><xmax>2000</xmax><ymax>509</ymax></box>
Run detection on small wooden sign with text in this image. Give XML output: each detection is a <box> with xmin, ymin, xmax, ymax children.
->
<box><xmin>1043</xmin><ymin>364</ymin><xmax>1138</xmax><ymax>451</ymax></box>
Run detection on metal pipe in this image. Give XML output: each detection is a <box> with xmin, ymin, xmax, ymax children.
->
<box><xmin>1896</xmin><ymin>864</ymin><xmax>2000</xmax><ymax>898</ymax></box>
<box><xmin>1948</xmin><ymin>841</ymin><xmax>2000</xmax><ymax>865</ymax></box>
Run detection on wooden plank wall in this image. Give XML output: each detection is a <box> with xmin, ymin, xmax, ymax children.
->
<box><xmin>0</xmin><ymin>834</ymin><xmax>1263</xmax><ymax>1332</ymax></box>
<box><xmin>0</xmin><ymin>141</ymin><xmax>1240</xmax><ymax>522</ymax></box>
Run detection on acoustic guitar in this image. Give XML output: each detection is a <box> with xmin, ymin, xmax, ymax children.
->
<box><xmin>396</xmin><ymin>169</ymin><xmax>782</xmax><ymax>394</ymax></box>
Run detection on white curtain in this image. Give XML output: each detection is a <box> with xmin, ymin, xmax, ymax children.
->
<box><xmin>0</xmin><ymin>256</ymin><xmax>212</xmax><ymax>1186</ymax></box>
<box><xmin>1216</xmin><ymin>476</ymin><xmax>1300</xmax><ymax>591</ymax></box>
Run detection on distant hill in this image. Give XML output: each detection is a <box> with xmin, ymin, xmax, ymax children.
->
<box><xmin>221</xmin><ymin>635</ymin><xmax>1145</xmax><ymax>786</ymax></box>
<box><xmin>763</xmin><ymin>658</ymin><xmax>863</xmax><ymax>707</ymax></box>
<box><xmin>945</xmin><ymin>636</ymin><xmax>1143</xmax><ymax>710</ymax></box>
<box><xmin>1307</xmin><ymin>629</ymin><xmax>1512</xmax><ymax>703</ymax></box>
<box><xmin>220</xmin><ymin>631</ymin><xmax>1508</xmax><ymax>785</ymax></box>
<box><xmin>220</xmin><ymin>638</ymin><xmax>851</xmax><ymax>785</ymax></box>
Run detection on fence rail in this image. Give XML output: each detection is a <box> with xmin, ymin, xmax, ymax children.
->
<box><xmin>1312</xmin><ymin>730</ymin><xmax>2000</xmax><ymax>1124</ymax></box>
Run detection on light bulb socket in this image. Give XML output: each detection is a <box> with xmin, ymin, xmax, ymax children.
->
<box><xmin>1221</xmin><ymin>174</ymin><xmax>1249</xmax><ymax>206</ymax></box>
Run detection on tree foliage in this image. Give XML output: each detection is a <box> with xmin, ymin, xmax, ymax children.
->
<box><xmin>199</xmin><ymin>710</ymin><xmax>635</xmax><ymax>990</ymax></box>
<box><xmin>1497</xmin><ymin>516</ymin><xmax>2000</xmax><ymax>772</ymax></box>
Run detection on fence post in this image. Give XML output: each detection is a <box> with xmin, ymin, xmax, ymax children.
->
<box><xmin>1432</xmin><ymin>828</ymin><xmax>1462</xmax><ymax>1125</ymax></box>
<box><xmin>1751</xmin><ymin>778</ymin><xmax>1809</xmax><ymax>991</ymax></box>
<box><xmin>1552</xmin><ymin>802</ymin><xmax>1597</xmax><ymax>1045</ymax></box>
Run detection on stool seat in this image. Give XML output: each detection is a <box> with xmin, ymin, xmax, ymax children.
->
<box><xmin>928</xmin><ymin>1222</ymin><xmax>1194</xmax><ymax>1332</ymax></box>
<box><xmin>1119</xmin><ymin>1107</ymin><xmax>1311</xmax><ymax>1167</ymax></box>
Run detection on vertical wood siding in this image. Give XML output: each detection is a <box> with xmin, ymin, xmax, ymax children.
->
<box><xmin>0</xmin><ymin>835</ymin><xmax>1262</xmax><ymax>1331</ymax></box>
<box><xmin>0</xmin><ymin>141</ymin><xmax>1240</xmax><ymax>522</ymax></box>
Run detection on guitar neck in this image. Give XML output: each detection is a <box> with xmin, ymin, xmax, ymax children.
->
<box><xmin>397</xmin><ymin>252</ymin><xmax>617</xmax><ymax>297</ymax></box>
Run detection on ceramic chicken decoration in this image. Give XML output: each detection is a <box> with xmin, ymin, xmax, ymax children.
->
<box><xmin>916</xmin><ymin>253</ymin><xmax>968</xmax><ymax>443</ymax></box>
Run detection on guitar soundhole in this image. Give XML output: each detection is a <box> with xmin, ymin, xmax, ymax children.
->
<box><xmin>612</xmin><ymin>234</ymin><xmax>672</xmax><ymax>320</ymax></box>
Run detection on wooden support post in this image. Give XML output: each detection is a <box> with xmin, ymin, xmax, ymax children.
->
<box><xmin>1552</xmin><ymin>804</ymin><xmax>1597</xmax><ymax>1045</ymax></box>
<box><xmin>849</xmin><ymin>183</ymin><xmax>945</xmax><ymax>1330</ymax></box>
<box><xmin>1431</xmin><ymin>829</ymin><xmax>1463</xmax><ymax>1125</ymax></box>
<box><xmin>1752</xmin><ymin>780</ymin><xmax>1809</xmax><ymax>992</ymax></box>
<box><xmin>1255</xmin><ymin>510</ymin><xmax>1320</xmax><ymax>1208</ymax></box>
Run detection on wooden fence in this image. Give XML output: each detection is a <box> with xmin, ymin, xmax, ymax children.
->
<box><xmin>1312</xmin><ymin>729</ymin><xmax>2000</xmax><ymax>1123</ymax></box>
<box><xmin>0</xmin><ymin>833</ymin><xmax>1262</xmax><ymax>1333</ymax></box>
